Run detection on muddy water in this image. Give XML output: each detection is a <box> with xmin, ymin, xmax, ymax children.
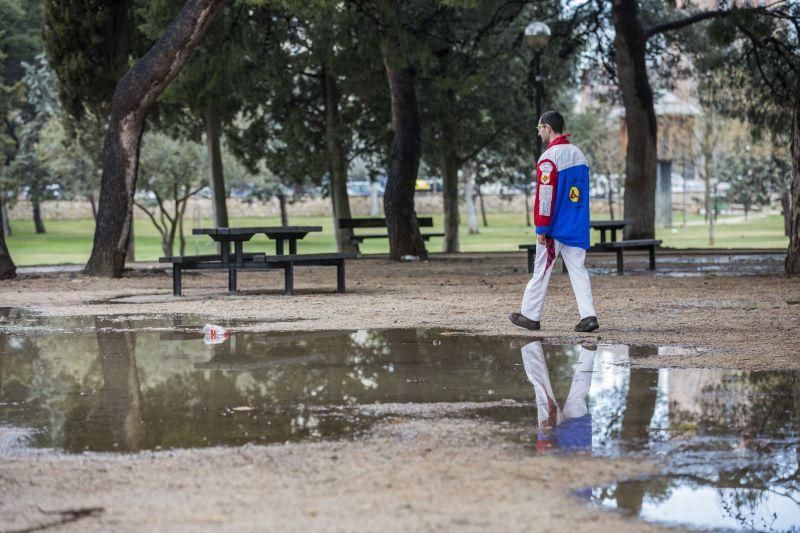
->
<box><xmin>1</xmin><ymin>310</ymin><xmax>798</xmax><ymax>530</ymax></box>
<box><xmin>0</xmin><ymin>315</ymin><xmax>556</xmax><ymax>451</ymax></box>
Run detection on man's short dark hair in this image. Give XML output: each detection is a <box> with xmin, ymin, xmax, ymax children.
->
<box><xmin>539</xmin><ymin>111</ymin><xmax>564</xmax><ymax>134</ymax></box>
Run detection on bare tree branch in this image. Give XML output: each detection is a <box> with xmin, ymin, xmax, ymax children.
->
<box><xmin>645</xmin><ymin>6</ymin><xmax>770</xmax><ymax>40</ymax></box>
<box><xmin>134</xmin><ymin>201</ymin><xmax>166</xmax><ymax>236</ymax></box>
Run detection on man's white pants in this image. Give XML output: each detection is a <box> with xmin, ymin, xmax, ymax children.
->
<box><xmin>521</xmin><ymin>238</ymin><xmax>595</xmax><ymax>321</ymax></box>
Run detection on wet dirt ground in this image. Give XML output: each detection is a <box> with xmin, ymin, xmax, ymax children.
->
<box><xmin>1</xmin><ymin>251</ymin><xmax>798</xmax><ymax>531</ymax></box>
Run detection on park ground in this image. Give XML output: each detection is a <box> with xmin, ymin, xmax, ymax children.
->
<box><xmin>1</xmin><ymin>249</ymin><xmax>798</xmax><ymax>531</ymax></box>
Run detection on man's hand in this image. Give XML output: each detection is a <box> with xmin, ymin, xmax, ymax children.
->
<box><xmin>537</xmin><ymin>234</ymin><xmax>547</xmax><ymax>245</ymax></box>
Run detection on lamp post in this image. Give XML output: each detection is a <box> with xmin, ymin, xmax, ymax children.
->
<box><xmin>523</xmin><ymin>21</ymin><xmax>550</xmax><ymax>227</ymax></box>
<box><xmin>525</xmin><ymin>20</ymin><xmax>551</xmax><ymax>159</ymax></box>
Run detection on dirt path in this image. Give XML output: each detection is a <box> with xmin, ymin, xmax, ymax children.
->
<box><xmin>0</xmin><ymin>251</ymin><xmax>797</xmax><ymax>531</ymax></box>
<box><xmin>1</xmin><ymin>419</ymin><xmax>667</xmax><ymax>532</ymax></box>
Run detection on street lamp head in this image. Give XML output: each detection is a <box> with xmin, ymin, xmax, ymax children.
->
<box><xmin>524</xmin><ymin>21</ymin><xmax>551</xmax><ymax>50</ymax></box>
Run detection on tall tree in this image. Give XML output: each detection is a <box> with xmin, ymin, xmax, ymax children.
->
<box><xmin>421</xmin><ymin>2</ymin><xmax>583</xmax><ymax>252</ymax></box>
<box><xmin>5</xmin><ymin>56</ymin><xmax>64</xmax><ymax>235</ymax></box>
<box><xmin>0</xmin><ymin>48</ymin><xmax>20</xmax><ymax>279</ymax></box>
<box><xmin>230</xmin><ymin>3</ymin><xmax>391</xmax><ymax>252</ymax></box>
<box><xmin>137</xmin><ymin>1</ymin><xmax>263</xmax><ymax>229</ymax></box>
<box><xmin>601</xmin><ymin>1</ymin><xmax>776</xmax><ymax>239</ymax></box>
<box><xmin>44</xmin><ymin>0</ymin><xmax>137</xmax><ymax>258</ymax></box>
<box><xmin>84</xmin><ymin>0</ymin><xmax>225</xmax><ymax>277</ymax></box>
<box><xmin>369</xmin><ymin>0</ymin><xmax>437</xmax><ymax>260</ymax></box>
<box><xmin>691</xmin><ymin>2</ymin><xmax>799</xmax><ymax>273</ymax></box>
<box><xmin>792</xmin><ymin>94</ymin><xmax>800</xmax><ymax>275</ymax></box>
<box><xmin>0</xmin><ymin>0</ymin><xmax>44</xmax><ymax>277</ymax></box>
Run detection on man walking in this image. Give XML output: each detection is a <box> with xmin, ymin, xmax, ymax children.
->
<box><xmin>510</xmin><ymin>111</ymin><xmax>599</xmax><ymax>332</ymax></box>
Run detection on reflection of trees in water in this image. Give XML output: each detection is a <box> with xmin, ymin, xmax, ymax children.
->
<box><xmin>0</xmin><ymin>309</ymin><xmax>90</xmax><ymax>449</ymax></box>
<box><xmin>136</xmin><ymin>329</ymin><xmax>533</xmax><ymax>448</ymax></box>
<box><xmin>11</xmin><ymin>327</ymin><xmax>531</xmax><ymax>450</ymax></box>
<box><xmin>668</xmin><ymin>370</ymin><xmax>796</xmax><ymax>435</ymax></box>
<box><xmin>607</xmin><ymin>370</ymin><xmax>800</xmax><ymax>529</ymax></box>
<box><xmin>3</xmin><ymin>325</ymin><xmax>538</xmax><ymax>450</ymax></box>
<box><xmin>583</xmin><ymin>346</ymin><xmax>659</xmax><ymax>451</ymax></box>
<box><xmin>62</xmin><ymin>317</ymin><xmax>145</xmax><ymax>452</ymax></box>
<box><xmin>0</xmin><ymin>308</ymin><xmax>39</xmax><ymax>405</ymax></box>
<box><xmin>620</xmin><ymin>370</ymin><xmax>659</xmax><ymax>451</ymax></box>
<box><xmin>706</xmin><ymin>371</ymin><xmax>800</xmax><ymax>528</ymax></box>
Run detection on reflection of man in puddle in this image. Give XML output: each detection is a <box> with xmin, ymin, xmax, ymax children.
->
<box><xmin>521</xmin><ymin>341</ymin><xmax>596</xmax><ymax>453</ymax></box>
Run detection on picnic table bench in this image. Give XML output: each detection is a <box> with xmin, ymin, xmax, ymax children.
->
<box><xmin>519</xmin><ymin>219</ymin><xmax>662</xmax><ymax>275</ymax></box>
<box><xmin>338</xmin><ymin>217</ymin><xmax>444</xmax><ymax>245</ymax></box>
<box><xmin>160</xmin><ymin>226</ymin><xmax>354</xmax><ymax>296</ymax></box>
<box><xmin>591</xmin><ymin>238</ymin><xmax>661</xmax><ymax>274</ymax></box>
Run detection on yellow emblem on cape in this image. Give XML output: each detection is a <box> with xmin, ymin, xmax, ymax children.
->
<box><xmin>540</xmin><ymin>172</ymin><xmax>551</xmax><ymax>184</ymax></box>
<box><xmin>569</xmin><ymin>186</ymin><xmax>580</xmax><ymax>203</ymax></box>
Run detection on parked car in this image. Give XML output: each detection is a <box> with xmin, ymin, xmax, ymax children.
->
<box><xmin>415</xmin><ymin>178</ymin><xmax>431</xmax><ymax>192</ymax></box>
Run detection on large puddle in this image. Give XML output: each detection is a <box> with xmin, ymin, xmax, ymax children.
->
<box><xmin>1</xmin><ymin>309</ymin><xmax>798</xmax><ymax>530</ymax></box>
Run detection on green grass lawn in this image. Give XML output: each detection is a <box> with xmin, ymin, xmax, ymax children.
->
<box><xmin>4</xmin><ymin>213</ymin><xmax>788</xmax><ymax>266</ymax></box>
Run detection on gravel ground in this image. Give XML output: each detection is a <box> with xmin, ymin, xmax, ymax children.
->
<box><xmin>0</xmin><ymin>251</ymin><xmax>797</xmax><ymax>531</ymax></box>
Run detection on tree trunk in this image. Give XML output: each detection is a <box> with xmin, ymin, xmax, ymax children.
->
<box><xmin>608</xmin><ymin>180</ymin><xmax>615</xmax><ymax>220</ymax></box>
<box><xmin>477</xmin><ymin>186</ymin><xmax>488</xmax><ymax>227</ymax></box>
<box><xmin>612</xmin><ymin>0</ymin><xmax>658</xmax><ymax>240</ymax></box>
<box><xmin>786</xmin><ymin>90</ymin><xmax>800</xmax><ymax>276</ymax></box>
<box><xmin>621</xmin><ymin>366</ymin><xmax>659</xmax><ymax>452</ymax></box>
<box><xmin>179</xmin><ymin>207</ymin><xmax>186</xmax><ymax>256</ymax></box>
<box><xmin>369</xmin><ymin>179</ymin><xmax>381</xmax><ymax>216</ymax></box>
<box><xmin>781</xmin><ymin>191</ymin><xmax>791</xmax><ymax>237</ymax></box>
<box><xmin>322</xmin><ymin>67</ymin><xmax>357</xmax><ymax>253</ymax></box>
<box><xmin>109</xmin><ymin>0</ymin><xmax>131</xmax><ymax>85</ymax></box>
<box><xmin>204</xmin><ymin>100</ymin><xmax>229</xmax><ymax>228</ymax></box>
<box><xmin>1</xmin><ymin>196</ymin><xmax>11</xmax><ymax>236</ymax></box>
<box><xmin>95</xmin><ymin>317</ymin><xmax>145</xmax><ymax>452</ymax></box>
<box><xmin>162</xmin><ymin>236</ymin><xmax>173</xmax><ymax>259</ymax></box>
<box><xmin>382</xmin><ymin>57</ymin><xmax>427</xmax><ymax>260</ymax></box>
<box><xmin>84</xmin><ymin>0</ymin><xmax>225</xmax><ymax>277</ymax></box>
<box><xmin>0</xmin><ymin>198</ymin><xmax>15</xmax><ymax>279</ymax></box>
<box><xmin>277</xmin><ymin>193</ymin><xmax>288</xmax><ymax>226</ymax></box>
<box><xmin>705</xmin><ymin>156</ymin><xmax>714</xmax><ymax>245</ymax></box>
<box><xmin>441</xmin><ymin>125</ymin><xmax>460</xmax><ymax>253</ymax></box>
<box><xmin>87</xmin><ymin>193</ymin><xmax>97</xmax><ymax>220</ymax></box>
<box><xmin>177</xmin><ymin>194</ymin><xmax>189</xmax><ymax>256</ymax></box>
<box><xmin>31</xmin><ymin>194</ymin><xmax>46</xmax><ymax>234</ymax></box>
<box><xmin>465</xmin><ymin>164</ymin><xmax>479</xmax><ymax>235</ymax></box>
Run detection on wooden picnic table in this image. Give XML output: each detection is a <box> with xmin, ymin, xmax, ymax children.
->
<box><xmin>164</xmin><ymin>226</ymin><xmax>352</xmax><ymax>296</ymax></box>
<box><xmin>193</xmin><ymin>226</ymin><xmax>323</xmax><ymax>258</ymax></box>
<box><xmin>590</xmin><ymin>219</ymin><xmax>633</xmax><ymax>243</ymax></box>
<box><xmin>191</xmin><ymin>226</ymin><xmax>323</xmax><ymax>291</ymax></box>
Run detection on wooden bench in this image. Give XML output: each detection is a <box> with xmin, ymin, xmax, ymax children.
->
<box><xmin>338</xmin><ymin>217</ymin><xmax>445</xmax><ymax>244</ymax></box>
<box><xmin>591</xmin><ymin>239</ymin><xmax>662</xmax><ymax>274</ymax></box>
<box><xmin>519</xmin><ymin>239</ymin><xmax>662</xmax><ymax>275</ymax></box>
<box><xmin>159</xmin><ymin>252</ymin><xmax>355</xmax><ymax>296</ymax></box>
